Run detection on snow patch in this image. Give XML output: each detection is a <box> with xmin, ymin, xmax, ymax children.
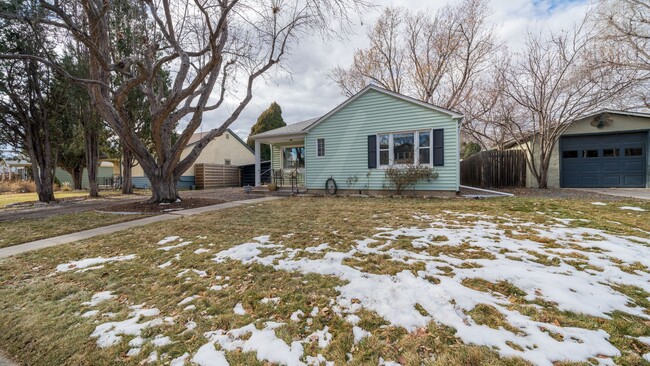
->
<box><xmin>82</xmin><ymin>291</ymin><xmax>116</xmax><ymax>306</ymax></box>
<box><xmin>157</xmin><ymin>236</ymin><xmax>181</xmax><ymax>245</ymax></box>
<box><xmin>90</xmin><ymin>305</ymin><xmax>162</xmax><ymax>348</ymax></box>
<box><xmin>214</xmin><ymin>215</ymin><xmax>650</xmax><ymax>366</ymax></box>
<box><xmin>233</xmin><ymin>302</ymin><xmax>246</xmax><ymax>315</ymax></box>
<box><xmin>620</xmin><ymin>206</ymin><xmax>647</xmax><ymax>212</ymax></box>
<box><xmin>56</xmin><ymin>255</ymin><xmax>136</xmax><ymax>272</ymax></box>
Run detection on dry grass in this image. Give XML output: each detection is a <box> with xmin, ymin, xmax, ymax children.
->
<box><xmin>0</xmin><ymin>191</ymin><xmax>89</xmax><ymax>208</ymax></box>
<box><xmin>0</xmin><ymin>180</ymin><xmax>36</xmax><ymax>194</ymax></box>
<box><xmin>0</xmin><ymin>189</ymin><xmax>151</xmax><ymax>209</ymax></box>
<box><xmin>0</xmin><ymin>211</ymin><xmax>151</xmax><ymax>248</ymax></box>
<box><xmin>0</xmin><ymin>196</ymin><xmax>648</xmax><ymax>365</ymax></box>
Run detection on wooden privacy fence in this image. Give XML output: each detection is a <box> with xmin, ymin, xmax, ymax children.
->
<box><xmin>195</xmin><ymin>163</ymin><xmax>240</xmax><ymax>189</ymax></box>
<box><xmin>460</xmin><ymin>150</ymin><xmax>526</xmax><ymax>188</ymax></box>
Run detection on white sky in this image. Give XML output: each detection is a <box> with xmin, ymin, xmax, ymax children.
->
<box><xmin>194</xmin><ymin>0</ymin><xmax>592</xmax><ymax>142</ymax></box>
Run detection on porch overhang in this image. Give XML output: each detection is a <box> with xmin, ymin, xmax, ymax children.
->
<box><xmin>251</xmin><ymin>133</ymin><xmax>306</xmax><ymax>187</ymax></box>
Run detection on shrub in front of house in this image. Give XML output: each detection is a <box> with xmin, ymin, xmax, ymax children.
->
<box><xmin>384</xmin><ymin>165</ymin><xmax>438</xmax><ymax>195</ymax></box>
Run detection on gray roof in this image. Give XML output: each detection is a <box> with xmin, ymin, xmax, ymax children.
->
<box><xmin>250</xmin><ymin>117</ymin><xmax>319</xmax><ymax>139</ymax></box>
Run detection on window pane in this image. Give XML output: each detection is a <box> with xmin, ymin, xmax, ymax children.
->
<box><xmin>393</xmin><ymin>133</ymin><xmax>414</xmax><ymax>164</ymax></box>
<box><xmin>379</xmin><ymin>134</ymin><xmax>389</xmax><ymax>150</ymax></box>
<box><xmin>317</xmin><ymin>139</ymin><xmax>325</xmax><ymax>157</ymax></box>
<box><xmin>583</xmin><ymin>150</ymin><xmax>598</xmax><ymax>158</ymax></box>
<box><xmin>603</xmin><ymin>148</ymin><xmax>619</xmax><ymax>157</ymax></box>
<box><xmin>419</xmin><ymin>131</ymin><xmax>430</xmax><ymax>147</ymax></box>
<box><xmin>283</xmin><ymin>147</ymin><xmax>305</xmax><ymax>169</ymax></box>
<box><xmin>562</xmin><ymin>150</ymin><xmax>578</xmax><ymax>159</ymax></box>
<box><xmin>625</xmin><ymin>148</ymin><xmax>643</xmax><ymax>156</ymax></box>
<box><xmin>419</xmin><ymin>148</ymin><xmax>430</xmax><ymax>164</ymax></box>
<box><xmin>379</xmin><ymin>150</ymin><xmax>389</xmax><ymax>165</ymax></box>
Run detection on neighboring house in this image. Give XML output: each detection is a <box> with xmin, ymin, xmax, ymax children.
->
<box><xmin>131</xmin><ymin>129</ymin><xmax>255</xmax><ymax>189</ymax></box>
<box><xmin>249</xmin><ymin>85</ymin><xmax>463</xmax><ymax>194</ymax></box>
<box><xmin>1</xmin><ymin>159</ymin><xmax>30</xmax><ymax>180</ymax></box>
<box><xmin>55</xmin><ymin>162</ymin><xmax>117</xmax><ymax>189</ymax></box>
<box><xmin>506</xmin><ymin>110</ymin><xmax>650</xmax><ymax>188</ymax></box>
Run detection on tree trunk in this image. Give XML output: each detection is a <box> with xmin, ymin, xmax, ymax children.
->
<box><xmin>537</xmin><ymin>155</ymin><xmax>549</xmax><ymax>189</ymax></box>
<box><xmin>85</xmin><ymin>122</ymin><xmax>100</xmax><ymax>197</ymax></box>
<box><xmin>71</xmin><ymin>167</ymin><xmax>83</xmax><ymax>190</ymax></box>
<box><xmin>121</xmin><ymin>145</ymin><xmax>133</xmax><ymax>194</ymax></box>
<box><xmin>149</xmin><ymin>174</ymin><xmax>180</xmax><ymax>203</ymax></box>
<box><xmin>30</xmin><ymin>160</ymin><xmax>55</xmax><ymax>202</ymax></box>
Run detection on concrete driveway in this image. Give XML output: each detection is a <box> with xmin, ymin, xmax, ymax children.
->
<box><xmin>575</xmin><ymin>188</ymin><xmax>650</xmax><ymax>200</ymax></box>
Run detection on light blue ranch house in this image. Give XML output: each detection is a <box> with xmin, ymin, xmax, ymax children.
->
<box><xmin>249</xmin><ymin>85</ymin><xmax>463</xmax><ymax>195</ymax></box>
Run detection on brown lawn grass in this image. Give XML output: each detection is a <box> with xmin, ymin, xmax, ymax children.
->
<box><xmin>0</xmin><ymin>211</ymin><xmax>152</xmax><ymax>248</ymax></box>
<box><xmin>0</xmin><ymin>196</ymin><xmax>648</xmax><ymax>365</ymax></box>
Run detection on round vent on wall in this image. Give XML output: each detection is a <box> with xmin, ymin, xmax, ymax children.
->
<box><xmin>591</xmin><ymin>113</ymin><xmax>613</xmax><ymax>129</ymax></box>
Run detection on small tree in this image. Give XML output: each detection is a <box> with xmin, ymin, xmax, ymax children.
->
<box><xmin>247</xmin><ymin>102</ymin><xmax>286</xmax><ymax>161</ymax></box>
<box><xmin>461</xmin><ymin>141</ymin><xmax>481</xmax><ymax>159</ymax></box>
<box><xmin>384</xmin><ymin>165</ymin><xmax>438</xmax><ymax>195</ymax></box>
<box><xmin>497</xmin><ymin>18</ymin><xmax>638</xmax><ymax>188</ymax></box>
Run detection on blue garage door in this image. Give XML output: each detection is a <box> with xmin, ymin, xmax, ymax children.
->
<box><xmin>561</xmin><ymin>132</ymin><xmax>647</xmax><ymax>188</ymax></box>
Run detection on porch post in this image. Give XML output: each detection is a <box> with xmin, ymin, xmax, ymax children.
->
<box><xmin>254</xmin><ymin>140</ymin><xmax>261</xmax><ymax>186</ymax></box>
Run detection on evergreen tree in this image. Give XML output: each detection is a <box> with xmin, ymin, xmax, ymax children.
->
<box><xmin>247</xmin><ymin>102</ymin><xmax>286</xmax><ymax>161</ymax></box>
<box><xmin>461</xmin><ymin>142</ymin><xmax>482</xmax><ymax>159</ymax></box>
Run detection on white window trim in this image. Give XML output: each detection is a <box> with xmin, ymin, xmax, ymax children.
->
<box><xmin>376</xmin><ymin>129</ymin><xmax>433</xmax><ymax>169</ymax></box>
<box><xmin>316</xmin><ymin>138</ymin><xmax>326</xmax><ymax>158</ymax></box>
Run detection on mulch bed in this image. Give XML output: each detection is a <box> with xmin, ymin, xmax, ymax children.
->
<box><xmin>102</xmin><ymin>198</ymin><xmax>225</xmax><ymax>214</ymax></box>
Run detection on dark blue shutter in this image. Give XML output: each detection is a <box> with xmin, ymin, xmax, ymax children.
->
<box><xmin>368</xmin><ymin>135</ymin><xmax>377</xmax><ymax>169</ymax></box>
<box><xmin>433</xmin><ymin>129</ymin><xmax>444</xmax><ymax>166</ymax></box>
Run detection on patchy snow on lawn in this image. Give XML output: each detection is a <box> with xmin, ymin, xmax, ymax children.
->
<box><xmin>178</xmin><ymin>295</ymin><xmax>199</xmax><ymax>306</ymax></box>
<box><xmin>620</xmin><ymin>206</ymin><xmax>647</xmax><ymax>212</ymax></box>
<box><xmin>56</xmin><ymin>255</ymin><xmax>136</xmax><ymax>272</ymax></box>
<box><xmin>212</xmin><ymin>212</ymin><xmax>650</xmax><ymax>366</ymax></box>
<box><xmin>198</xmin><ymin>322</ymin><xmax>307</xmax><ymax>366</ymax></box>
<box><xmin>157</xmin><ymin>236</ymin><xmax>181</xmax><ymax>245</ymax></box>
<box><xmin>90</xmin><ymin>305</ymin><xmax>164</xmax><ymax>348</ymax></box>
<box><xmin>233</xmin><ymin>302</ymin><xmax>246</xmax><ymax>315</ymax></box>
<box><xmin>82</xmin><ymin>291</ymin><xmax>116</xmax><ymax>306</ymax></box>
<box><xmin>158</xmin><ymin>241</ymin><xmax>192</xmax><ymax>251</ymax></box>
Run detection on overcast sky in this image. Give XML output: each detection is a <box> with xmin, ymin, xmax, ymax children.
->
<box><xmin>193</xmin><ymin>0</ymin><xmax>592</xmax><ymax>142</ymax></box>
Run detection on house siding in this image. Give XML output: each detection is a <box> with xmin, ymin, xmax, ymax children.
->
<box><xmin>522</xmin><ymin>114</ymin><xmax>650</xmax><ymax>188</ymax></box>
<box><xmin>55</xmin><ymin>166</ymin><xmax>114</xmax><ymax>189</ymax></box>
<box><xmin>304</xmin><ymin>89</ymin><xmax>460</xmax><ymax>191</ymax></box>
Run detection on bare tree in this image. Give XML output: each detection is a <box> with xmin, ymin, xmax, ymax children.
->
<box><xmin>2</xmin><ymin>0</ymin><xmax>366</xmax><ymax>202</ymax></box>
<box><xmin>331</xmin><ymin>6</ymin><xmax>405</xmax><ymax>96</ymax></box>
<box><xmin>331</xmin><ymin>0</ymin><xmax>497</xmax><ymax>114</ymax></box>
<box><xmin>596</xmin><ymin>0</ymin><xmax>650</xmax><ymax>108</ymax></box>
<box><xmin>462</xmin><ymin>63</ymin><xmax>518</xmax><ymax>150</ymax></box>
<box><xmin>497</xmin><ymin>20</ymin><xmax>638</xmax><ymax>188</ymax></box>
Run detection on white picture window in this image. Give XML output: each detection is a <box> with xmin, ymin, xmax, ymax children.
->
<box><xmin>377</xmin><ymin>130</ymin><xmax>432</xmax><ymax>167</ymax></box>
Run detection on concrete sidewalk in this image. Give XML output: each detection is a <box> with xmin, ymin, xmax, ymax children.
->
<box><xmin>0</xmin><ymin>196</ymin><xmax>283</xmax><ymax>259</ymax></box>
<box><xmin>575</xmin><ymin>188</ymin><xmax>650</xmax><ymax>200</ymax></box>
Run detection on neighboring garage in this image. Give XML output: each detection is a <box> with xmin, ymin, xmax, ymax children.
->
<box><xmin>512</xmin><ymin>110</ymin><xmax>650</xmax><ymax>188</ymax></box>
<box><xmin>560</xmin><ymin>132</ymin><xmax>647</xmax><ymax>188</ymax></box>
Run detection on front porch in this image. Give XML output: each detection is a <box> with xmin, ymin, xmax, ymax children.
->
<box><xmin>253</xmin><ymin>135</ymin><xmax>306</xmax><ymax>190</ymax></box>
